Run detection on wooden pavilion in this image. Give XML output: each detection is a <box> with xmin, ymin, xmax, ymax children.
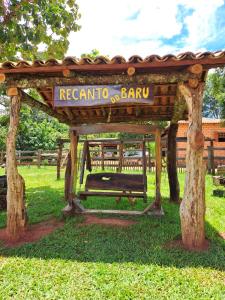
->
<box><xmin>1</xmin><ymin>50</ymin><xmax>225</xmax><ymax>250</ymax></box>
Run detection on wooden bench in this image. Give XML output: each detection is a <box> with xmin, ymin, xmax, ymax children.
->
<box><xmin>79</xmin><ymin>172</ymin><xmax>147</xmax><ymax>202</ymax></box>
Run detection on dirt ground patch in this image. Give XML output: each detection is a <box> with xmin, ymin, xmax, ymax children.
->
<box><xmin>0</xmin><ymin>219</ymin><xmax>64</xmax><ymax>248</ymax></box>
<box><xmin>79</xmin><ymin>215</ymin><xmax>137</xmax><ymax>227</ymax></box>
<box><xmin>164</xmin><ymin>238</ymin><xmax>210</xmax><ymax>252</ymax></box>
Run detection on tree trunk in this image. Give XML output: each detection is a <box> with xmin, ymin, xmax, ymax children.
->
<box><xmin>6</xmin><ymin>92</ymin><xmax>27</xmax><ymax>239</ymax></box>
<box><xmin>167</xmin><ymin>123</ymin><xmax>180</xmax><ymax>203</ymax></box>
<box><xmin>179</xmin><ymin>83</ymin><xmax>206</xmax><ymax>250</ymax></box>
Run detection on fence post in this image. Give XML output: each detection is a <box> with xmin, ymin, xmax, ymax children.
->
<box><xmin>118</xmin><ymin>141</ymin><xmax>123</xmax><ymax>173</ymax></box>
<box><xmin>101</xmin><ymin>144</ymin><xmax>104</xmax><ymax>171</ymax></box>
<box><xmin>57</xmin><ymin>142</ymin><xmax>63</xmax><ymax>180</ymax></box>
<box><xmin>148</xmin><ymin>146</ymin><xmax>151</xmax><ymax>172</ymax></box>
<box><xmin>207</xmin><ymin>140</ymin><xmax>215</xmax><ymax>175</ymax></box>
<box><xmin>207</xmin><ymin>146</ymin><xmax>212</xmax><ymax>174</ymax></box>
<box><xmin>37</xmin><ymin>149</ymin><xmax>41</xmax><ymax>168</ymax></box>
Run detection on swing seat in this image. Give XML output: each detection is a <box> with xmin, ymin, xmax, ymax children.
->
<box><xmin>79</xmin><ymin>172</ymin><xmax>147</xmax><ymax>201</ymax></box>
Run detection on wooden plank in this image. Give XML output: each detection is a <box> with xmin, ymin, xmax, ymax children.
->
<box><xmin>70</xmin><ymin>123</ymin><xmax>157</xmax><ymax>135</ymax></box>
<box><xmin>82</xmin><ymin>209</ymin><xmax>144</xmax><ymax>216</ymax></box>
<box><xmin>79</xmin><ymin>191</ymin><xmax>146</xmax><ymax>198</ymax></box>
<box><xmin>85</xmin><ymin>173</ymin><xmax>145</xmax><ymax>192</ymax></box>
<box><xmin>54</xmin><ymin>84</ymin><xmax>154</xmax><ymax>107</ymax></box>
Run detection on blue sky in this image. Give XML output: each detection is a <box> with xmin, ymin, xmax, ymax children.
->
<box><xmin>68</xmin><ymin>0</ymin><xmax>225</xmax><ymax>58</ymax></box>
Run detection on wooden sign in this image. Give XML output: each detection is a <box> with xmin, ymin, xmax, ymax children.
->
<box><xmin>54</xmin><ymin>84</ymin><xmax>154</xmax><ymax>107</ymax></box>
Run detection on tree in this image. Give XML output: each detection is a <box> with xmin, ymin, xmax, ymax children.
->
<box><xmin>203</xmin><ymin>69</ymin><xmax>225</xmax><ymax>119</ymax></box>
<box><xmin>0</xmin><ymin>0</ymin><xmax>81</xmax><ymax>61</ymax></box>
<box><xmin>81</xmin><ymin>49</ymin><xmax>101</xmax><ymax>59</ymax></box>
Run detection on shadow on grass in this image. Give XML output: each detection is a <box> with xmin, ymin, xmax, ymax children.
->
<box><xmin>0</xmin><ymin>185</ymin><xmax>225</xmax><ymax>271</ymax></box>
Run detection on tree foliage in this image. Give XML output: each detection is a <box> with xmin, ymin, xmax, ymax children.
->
<box><xmin>203</xmin><ymin>76</ymin><xmax>221</xmax><ymax>119</ymax></box>
<box><xmin>0</xmin><ymin>0</ymin><xmax>81</xmax><ymax>61</ymax></box>
<box><xmin>0</xmin><ymin>105</ymin><xmax>68</xmax><ymax>151</ymax></box>
<box><xmin>203</xmin><ymin>69</ymin><xmax>225</xmax><ymax>119</ymax></box>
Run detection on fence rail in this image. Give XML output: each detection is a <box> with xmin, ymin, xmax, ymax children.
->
<box><xmin>1</xmin><ymin>144</ymin><xmax>225</xmax><ymax>177</ymax></box>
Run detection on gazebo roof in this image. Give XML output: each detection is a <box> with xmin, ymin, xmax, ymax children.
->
<box><xmin>1</xmin><ymin>50</ymin><xmax>225</xmax><ymax>126</ymax></box>
<box><xmin>1</xmin><ymin>51</ymin><xmax>225</xmax><ymax>74</ymax></box>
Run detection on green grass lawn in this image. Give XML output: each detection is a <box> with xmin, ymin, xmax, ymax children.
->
<box><xmin>0</xmin><ymin>166</ymin><xmax>224</xmax><ymax>299</ymax></box>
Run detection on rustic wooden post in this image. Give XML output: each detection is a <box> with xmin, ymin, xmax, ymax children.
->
<box><xmin>148</xmin><ymin>145</ymin><xmax>151</xmax><ymax>173</ymax></box>
<box><xmin>118</xmin><ymin>141</ymin><xmax>124</xmax><ymax>173</ymax></box>
<box><xmin>63</xmin><ymin>130</ymin><xmax>79</xmax><ymax>213</ymax></box>
<box><xmin>37</xmin><ymin>149</ymin><xmax>41</xmax><ymax>168</ymax></box>
<box><xmin>101</xmin><ymin>144</ymin><xmax>105</xmax><ymax>170</ymax></box>
<box><xmin>57</xmin><ymin>142</ymin><xmax>63</xmax><ymax>180</ymax></box>
<box><xmin>69</xmin><ymin>130</ymin><xmax>78</xmax><ymax>206</ymax></box>
<box><xmin>6</xmin><ymin>88</ymin><xmax>27</xmax><ymax>239</ymax></box>
<box><xmin>207</xmin><ymin>145</ymin><xmax>212</xmax><ymax>174</ymax></box>
<box><xmin>154</xmin><ymin>128</ymin><xmax>162</xmax><ymax>208</ymax></box>
<box><xmin>167</xmin><ymin>123</ymin><xmax>180</xmax><ymax>203</ymax></box>
<box><xmin>64</xmin><ymin>152</ymin><xmax>71</xmax><ymax>201</ymax></box>
<box><xmin>142</xmin><ymin>140</ymin><xmax>147</xmax><ymax>202</ymax></box>
<box><xmin>210</xmin><ymin>140</ymin><xmax>215</xmax><ymax>175</ymax></box>
<box><xmin>179</xmin><ymin>82</ymin><xmax>206</xmax><ymax>250</ymax></box>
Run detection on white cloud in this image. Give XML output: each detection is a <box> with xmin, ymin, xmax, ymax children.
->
<box><xmin>67</xmin><ymin>0</ymin><xmax>224</xmax><ymax>58</ymax></box>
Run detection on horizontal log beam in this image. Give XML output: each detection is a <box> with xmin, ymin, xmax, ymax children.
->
<box><xmin>70</xmin><ymin>123</ymin><xmax>158</xmax><ymax>135</ymax></box>
<box><xmin>20</xmin><ymin>91</ymin><xmax>71</xmax><ymax>125</ymax></box>
<box><xmin>5</xmin><ymin>72</ymin><xmax>195</xmax><ymax>89</ymax></box>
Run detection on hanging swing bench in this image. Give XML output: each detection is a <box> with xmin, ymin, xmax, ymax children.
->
<box><xmin>78</xmin><ymin>139</ymin><xmax>148</xmax><ymax>203</ymax></box>
<box><xmin>64</xmin><ymin>123</ymin><xmax>162</xmax><ymax>215</ymax></box>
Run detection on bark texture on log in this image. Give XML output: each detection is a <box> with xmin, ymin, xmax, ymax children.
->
<box><xmin>5</xmin><ymin>72</ymin><xmax>194</xmax><ymax>89</ymax></box>
<box><xmin>6</xmin><ymin>93</ymin><xmax>27</xmax><ymax>239</ymax></box>
<box><xmin>179</xmin><ymin>83</ymin><xmax>206</xmax><ymax>250</ymax></box>
<box><xmin>167</xmin><ymin>123</ymin><xmax>180</xmax><ymax>203</ymax></box>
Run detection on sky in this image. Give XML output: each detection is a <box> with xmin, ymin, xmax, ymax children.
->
<box><xmin>68</xmin><ymin>0</ymin><xmax>225</xmax><ymax>58</ymax></box>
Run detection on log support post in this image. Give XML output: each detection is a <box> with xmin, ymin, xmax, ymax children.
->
<box><xmin>167</xmin><ymin>123</ymin><xmax>180</xmax><ymax>203</ymax></box>
<box><xmin>154</xmin><ymin>128</ymin><xmax>162</xmax><ymax>208</ymax></box>
<box><xmin>143</xmin><ymin>128</ymin><xmax>163</xmax><ymax>214</ymax></box>
<box><xmin>63</xmin><ymin>130</ymin><xmax>83</xmax><ymax>215</ymax></box>
<box><xmin>6</xmin><ymin>88</ymin><xmax>27</xmax><ymax>239</ymax></box>
<box><xmin>179</xmin><ymin>82</ymin><xmax>206</xmax><ymax>250</ymax></box>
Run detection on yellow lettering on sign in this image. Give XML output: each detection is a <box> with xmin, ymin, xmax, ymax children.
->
<box><xmin>59</xmin><ymin>88</ymin><xmax>66</xmax><ymax>100</ymax></box>
<box><xmin>96</xmin><ymin>87</ymin><xmax>102</xmax><ymax>99</ymax></box>
<box><xmin>87</xmin><ymin>89</ymin><xmax>95</xmax><ymax>100</ymax></box>
<box><xmin>136</xmin><ymin>87</ymin><xmax>142</xmax><ymax>99</ymax></box>
<box><xmin>120</xmin><ymin>88</ymin><xmax>127</xmax><ymax>98</ymax></box>
<box><xmin>80</xmin><ymin>89</ymin><xmax>87</xmax><ymax>100</ymax></box>
<box><xmin>66</xmin><ymin>89</ymin><xmax>72</xmax><ymax>100</ymax></box>
<box><xmin>142</xmin><ymin>87</ymin><xmax>149</xmax><ymax>99</ymax></box>
<box><xmin>72</xmin><ymin>89</ymin><xmax>78</xmax><ymax>100</ymax></box>
<box><xmin>127</xmin><ymin>88</ymin><xmax>135</xmax><ymax>99</ymax></box>
<box><xmin>102</xmin><ymin>88</ymin><xmax>109</xmax><ymax>99</ymax></box>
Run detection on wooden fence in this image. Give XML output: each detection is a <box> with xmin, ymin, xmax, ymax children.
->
<box><xmin>1</xmin><ymin>144</ymin><xmax>225</xmax><ymax>177</ymax></box>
